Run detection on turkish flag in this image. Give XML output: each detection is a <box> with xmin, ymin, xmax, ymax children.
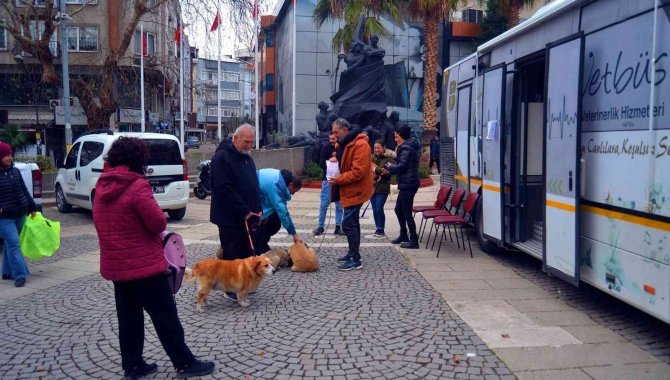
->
<box><xmin>252</xmin><ymin>0</ymin><xmax>258</xmax><ymax>19</ymax></box>
<box><xmin>142</xmin><ymin>33</ymin><xmax>148</xmax><ymax>56</ymax></box>
<box><xmin>174</xmin><ymin>25</ymin><xmax>181</xmax><ymax>45</ymax></box>
<box><xmin>210</xmin><ymin>13</ymin><xmax>220</xmax><ymax>32</ymax></box>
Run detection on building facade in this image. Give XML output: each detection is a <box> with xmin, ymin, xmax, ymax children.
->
<box><xmin>0</xmin><ymin>0</ymin><xmax>189</xmax><ymax>159</ymax></box>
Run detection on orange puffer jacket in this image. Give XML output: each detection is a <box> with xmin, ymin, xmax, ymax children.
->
<box><xmin>334</xmin><ymin>133</ymin><xmax>374</xmax><ymax>208</ymax></box>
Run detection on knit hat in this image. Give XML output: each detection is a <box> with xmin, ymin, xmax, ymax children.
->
<box><xmin>396</xmin><ymin>125</ymin><xmax>411</xmax><ymax>140</ymax></box>
<box><xmin>0</xmin><ymin>142</ymin><xmax>12</xmax><ymax>160</ymax></box>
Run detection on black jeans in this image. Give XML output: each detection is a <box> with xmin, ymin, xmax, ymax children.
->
<box><xmin>429</xmin><ymin>157</ymin><xmax>440</xmax><ymax>173</ymax></box>
<box><xmin>395</xmin><ymin>186</ymin><xmax>419</xmax><ymax>240</ymax></box>
<box><xmin>218</xmin><ymin>225</ymin><xmax>255</xmax><ymax>259</ymax></box>
<box><xmin>113</xmin><ymin>274</ymin><xmax>194</xmax><ymax>371</ymax></box>
<box><xmin>257</xmin><ymin>213</ymin><xmax>282</xmax><ymax>254</ymax></box>
<box><xmin>342</xmin><ymin>204</ymin><xmax>362</xmax><ymax>262</ymax></box>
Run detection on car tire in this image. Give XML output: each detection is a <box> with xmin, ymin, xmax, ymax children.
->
<box><xmin>475</xmin><ymin>196</ymin><xmax>500</xmax><ymax>254</ymax></box>
<box><xmin>55</xmin><ymin>185</ymin><xmax>72</xmax><ymax>213</ymax></box>
<box><xmin>168</xmin><ymin>207</ymin><xmax>187</xmax><ymax>220</ymax></box>
<box><xmin>193</xmin><ymin>186</ymin><xmax>208</xmax><ymax>199</ymax></box>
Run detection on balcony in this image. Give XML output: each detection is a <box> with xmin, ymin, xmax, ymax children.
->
<box><xmin>451</xmin><ymin>21</ymin><xmax>481</xmax><ymax>38</ymax></box>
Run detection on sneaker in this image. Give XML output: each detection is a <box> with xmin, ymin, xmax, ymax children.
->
<box><xmin>373</xmin><ymin>229</ymin><xmax>385</xmax><ymax>237</ymax></box>
<box><xmin>223</xmin><ymin>292</ymin><xmax>237</xmax><ymax>300</ymax></box>
<box><xmin>176</xmin><ymin>359</ymin><xmax>215</xmax><ymax>378</ymax></box>
<box><xmin>2</xmin><ymin>274</ymin><xmax>14</xmax><ymax>280</ymax></box>
<box><xmin>312</xmin><ymin>227</ymin><xmax>325</xmax><ymax>236</ymax></box>
<box><xmin>400</xmin><ymin>240</ymin><xmax>419</xmax><ymax>249</ymax></box>
<box><xmin>336</xmin><ymin>254</ymin><xmax>351</xmax><ymax>263</ymax></box>
<box><xmin>333</xmin><ymin>226</ymin><xmax>346</xmax><ymax>235</ymax></box>
<box><xmin>337</xmin><ymin>259</ymin><xmax>363</xmax><ymax>271</ymax></box>
<box><xmin>14</xmin><ymin>278</ymin><xmax>25</xmax><ymax>288</ymax></box>
<box><xmin>124</xmin><ymin>362</ymin><xmax>158</xmax><ymax>380</ymax></box>
<box><xmin>391</xmin><ymin>236</ymin><xmax>409</xmax><ymax>244</ymax></box>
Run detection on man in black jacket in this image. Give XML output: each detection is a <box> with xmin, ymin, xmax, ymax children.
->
<box><xmin>382</xmin><ymin>125</ymin><xmax>420</xmax><ymax>249</ymax></box>
<box><xmin>210</xmin><ymin>124</ymin><xmax>262</xmax><ymax>260</ymax></box>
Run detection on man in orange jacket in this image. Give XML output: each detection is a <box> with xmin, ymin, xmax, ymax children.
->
<box><xmin>328</xmin><ymin>118</ymin><xmax>374</xmax><ymax>270</ymax></box>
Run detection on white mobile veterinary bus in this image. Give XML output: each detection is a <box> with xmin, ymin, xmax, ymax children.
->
<box><xmin>440</xmin><ymin>0</ymin><xmax>670</xmax><ymax>323</ymax></box>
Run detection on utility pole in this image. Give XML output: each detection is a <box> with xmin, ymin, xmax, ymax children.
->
<box><xmin>57</xmin><ymin>2</ymin><xmax>72</xmax><ymax>152</ymax></box>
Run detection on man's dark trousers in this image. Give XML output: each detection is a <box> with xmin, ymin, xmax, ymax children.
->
<box><xmin>342</xmin><ymin>204</ymin><xmax>363</xmax><ymax>262</ymax></box>
<box><xmin>257</xmin><ymin>213</ymin><xmax>282</xmax><ymax>254</ymax></box>
<box><xmin>218</xmin><ymin>225</ymin><xmax>254</xmax><ymax>259</ymax></box>
<box><xmin>429</xmin><ymin>157</ymin><xmax>440</xmax><ymax>173</ymax></box>
<box><xmin>395</xmin><ymin>186</ymin><xmax>419</xmax><ymax>240</ymax></box>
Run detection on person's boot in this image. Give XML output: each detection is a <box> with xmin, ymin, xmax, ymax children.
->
<box><xmin>124</xmin><ymin>361</ymin><xmax>158</xmax><ymax>380</ymax></box>
<box><xmin>400</xmin><ymin>234</ymin><xmax>419</xmax><ymax>249</ymax></box>
<box><xmin>312</xmin><ymin>227</ymin><xmax>325</xmax><ymax>236</ymax></box>
<box><xmin>391</xmin><ymin>232</ymin><xmax>408</xmax><ymax>244</ymax></box>
<box><xmin>176</xmin><ymin>359</ymin><xmax>215</xmax><ymax>378</ymax></box>
<box><xmin>333</xmin><ymin>225</ymin><xmax>346</xmax><ymax>235</ymax></box>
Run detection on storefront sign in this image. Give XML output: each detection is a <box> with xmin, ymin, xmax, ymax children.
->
<box><xmin>54</xmin><ymin>106</ymin><xmax>88</xmax><ymax>125</ymax></box>
<box><xmin>118</xmin><ymin>108</ymin><xmax>143</xmax><ymax>124</ymax></box>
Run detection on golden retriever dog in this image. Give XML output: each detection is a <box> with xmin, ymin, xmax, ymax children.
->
<box><xmin>184</xmin><ymin>256</ymin><xmax>274</xmax><ymax>311</ymax></box>
<box><xmin>287</xmin><ymin>242</ymin><xmax>319</xmax><ymax>272</ymax></box>
<box><xmin>263</xmin><ymin>249</ymin><xmax>291</xmax><ymax>269</ymax></box>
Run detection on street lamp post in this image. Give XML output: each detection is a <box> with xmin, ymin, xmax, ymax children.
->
<box><xmin>57</xmin><ymin>3</ymin><xmax>72</xmax><ymax>152</ymax></box>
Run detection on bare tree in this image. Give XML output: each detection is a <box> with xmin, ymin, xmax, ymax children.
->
<box><xmin>0</xmin><ymin>0</ymin><xmax>259</xmax><ymax>130</ymax></box>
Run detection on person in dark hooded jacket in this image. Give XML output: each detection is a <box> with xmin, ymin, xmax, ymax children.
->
<box><xmin>210</xmin><ymin>124</ymin><xmax>262</xmax><ymax>260</ymax></box>
<box><xmin>382</xmin><ymin>125</ymin><xmax>421</xmax><ymax>249</ymax></box>
<box><xmin>0</xmin><ymin>142</ymin><xmax>36</xmax><ymax>288</ymax></box>
<box><xmin>93</xmin><ymin>137</ymin><xmax>214</xmax><ymax>379</ymax></box>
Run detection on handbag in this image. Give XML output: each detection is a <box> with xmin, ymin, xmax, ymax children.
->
<box><xmin>19</xmin><ymin>212</ymin><xmax>61</xmax><ymax>261</ymax></box>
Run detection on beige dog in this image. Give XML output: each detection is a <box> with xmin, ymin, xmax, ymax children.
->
<box><xmin>287</xmin><ymin>242</ymin><xmax>319</xmax><ymax>272</ymax></box>
<box><xmin>184</xmin><ymin>256</ymin><xmax>274</xmax><ymax>311</ymax></box>
<box><xmin>263</xmin><ymin>249</ymin><xmax>291</xmax><ymax>269</ymax></box>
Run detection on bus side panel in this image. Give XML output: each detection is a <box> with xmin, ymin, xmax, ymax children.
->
<box><xmin>580</xmin><ymin>230</ymin><xmax>670</xmax><ymax>323</ymax></box>
<box><xmin>456</xmin><ymin>86</ymin><xmax>472</xmax><ymax>189</ymax></box>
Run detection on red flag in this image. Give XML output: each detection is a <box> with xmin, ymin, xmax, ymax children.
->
<box><xmin>252</xmin><ymin>0</ymin><xmax>258</xmax><ymax>19</ymax></box>
<box><xmin>142</xmin><ymin>33</ymin><xmax>148</xmax><ymax>56</ymax></box>
<box><xmin>174</xmin><ymin>25</ymin><xmax>181</xmax><ymax>45</ymax></box>
<box><xmin>210</xmin><ymin>13</ymin><xmax>220</xmax><ymax>32</ymax></box>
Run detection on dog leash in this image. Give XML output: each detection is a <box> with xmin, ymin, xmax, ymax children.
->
<box><xmin>314</xmin><ymin>203</ymin><xmax>332</xmax><ymax>255</ymax></box>
<box><xmin>244</xmin><ymin>212</ymin><xmax>263</xmax><ymax>256</ymax></box>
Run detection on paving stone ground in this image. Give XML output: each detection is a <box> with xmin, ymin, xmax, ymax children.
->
<box><xmin>0</xmin><ymin>208</ymin><xmax>512</xmax><ymax>380</ymax></box>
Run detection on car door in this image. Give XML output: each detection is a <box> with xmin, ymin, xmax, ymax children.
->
<box><xmin>78</xmin><ymin>140</ymin><xmax>106</xmax><ymax>208</ymax></box>
<box><xmin>62</xmin><ymin>142</ymin><xmax>82</xmax><ymax>207</ymax></box>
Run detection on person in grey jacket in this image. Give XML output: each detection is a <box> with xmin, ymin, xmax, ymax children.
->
<box><xmin>381</xmin><ymin>125</ymin><xmax>420</xmax><ymax>249</ymax></box>
<box><xmin>0</xmin><ymin>142</ymin><xmax>37</xmax><ymax>287</ymax></box>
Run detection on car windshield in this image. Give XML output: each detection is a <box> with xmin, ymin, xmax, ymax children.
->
<box><xmin>145</xmin><ymin>139</ymin><xmax>182</xmax><ymax>165</ymax></box>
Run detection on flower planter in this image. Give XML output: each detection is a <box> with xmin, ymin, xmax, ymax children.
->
<box><xmin>302</xmin><ymin>180</ymin><xmax>323</xmax><ymax>189</ymax></box>
<box><xmin>419</xmin><ymin>177</ymin><xmax>434</xmax><ymax>187</ymax></box>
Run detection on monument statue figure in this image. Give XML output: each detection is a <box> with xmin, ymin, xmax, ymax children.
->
<box><xmin>330</xmin><ymin>14</ymin><xmax>387</xmax><ymax>127</ymax></box>
<box><xmin>315</xmin><ymin>101</ymin><xmax>334</xmax><ymax>134</ymax></box>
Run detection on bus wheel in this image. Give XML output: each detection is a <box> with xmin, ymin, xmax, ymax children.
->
<box><xmin>475</xmin><ymin>198</ymin><xmax>500</xmax><ymax>254</ymax></box>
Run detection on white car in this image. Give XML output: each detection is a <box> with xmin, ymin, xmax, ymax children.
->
<box><xmin>14</xmin><ymin>162</ymin><xmax>43</xmax><ymax>211</ymax></box>
<box><xmin>54</xmin><ymin>132</ymin><xmax>189</xmax><ymax>220</ymax></box>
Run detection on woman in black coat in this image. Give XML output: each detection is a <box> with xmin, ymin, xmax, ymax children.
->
<box><xmin>0</xmin><ymin>142</ymin><xmax>36</xmax><ymax>287</ymax></box>
<box><xmin>382</xmin><ymin>125</ymin><xmax>420</xmax><ymax>249</ymax></box>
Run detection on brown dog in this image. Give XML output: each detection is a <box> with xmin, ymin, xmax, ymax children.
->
<box><xmin>263</xmin><ymin>249</ymin><xmax>291</xmax><ymax>269</ymax></box>
<box><xmin>287</xmin><ymin>242</ymin><xmax>319</xmax><ymax>272</ymax></box>
<box><xmin>184</xmin><ymin>256</ymin><xmax>274</xmax><ymax>311</ymax></box>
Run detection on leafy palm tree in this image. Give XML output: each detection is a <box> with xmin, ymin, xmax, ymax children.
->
<box><xmin>499</xmin><ymin>0</ymin><xmax>539</xmax><ymax>27</ymax></box>
<box><xmin>312</xmin><ymin>0</ymin><xmax>401</xmax><ymax>52</ymax></box>
<box><xmin>0</xmin><ymin>125</ymin><xmax>29</xmax><ymax>151</ymax></box>
<box><xmin>404</xmin><ymin>0</ymin><xmax>462</xmax><ymax>133</ymax></box>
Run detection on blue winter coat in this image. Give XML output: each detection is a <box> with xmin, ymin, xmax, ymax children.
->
<box><xmin>257</xmin><ymin>168</ymin><xmax>297</xmax><ymax>236</ymax></box>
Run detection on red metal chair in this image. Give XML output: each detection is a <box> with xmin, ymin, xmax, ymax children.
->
<box><xmin>433</xmin><ymin>192</ymin><xmax>479</xmax><ymax>258</ymax></box>
<box><xmin>412</xmin><ymin>185</ymin><xmax>452</xmax><ymax>238</ymax></box>
<box><xmin>419</xmin><ymin>188</ymin><xmax>466</xmax><ymax>245</ymax></box>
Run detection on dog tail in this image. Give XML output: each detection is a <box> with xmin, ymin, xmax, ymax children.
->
<box><xmin>183</xmin><ymin>267</ymin><xmax>196</xmax><ymax>283</ymax></box>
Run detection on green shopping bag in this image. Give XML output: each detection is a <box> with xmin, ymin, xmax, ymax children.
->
<box><xmin>19</xmin><ymin>212</ymin><xmax>61</xmax><ymax>261</ymax></box>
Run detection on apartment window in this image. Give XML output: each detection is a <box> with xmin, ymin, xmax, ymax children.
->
<box><xmin>67</xmin><ymin>26</ymin><xmax>97</xmax><ymax>52</ymax></box>
<box><xmin>134</xmin><ymin>31</ymin><xmax>156</xmax><ymax>55</ymax></box>
<box><xmin>15</xmin><ymin>0</ymin><xmax>47</xmax><ymax>7</ymax></box>
<box><xmin>265</xmin><ymin>29</ymin><xmax>274</xmax><ymax>48</ymax></box>
<box><xmin>207</xmin><ymin>107</ymin><xmax>240</xmax><ymax>117</ymax></box>
<box><xmin>462</xmin><ymin>9</ymin><xmax>483</xmax><ymax>23</ymax></box>
<box><xmin>66</xmin><ymin>0</ymin><xmax>98</xmax><ymax>3</ymax></box>
<box><xmin>205</xmin><ymin>89</ymin><xmax>217</xmax><ymax>101</ymax></box>
<box><xmin>0</xmin><ymin>26</ymin><xmax>7</xmax><ymax>51</ymax></box>
<box><xmin>265</xmin><ymin>74</ymin><xmax>274</xmax><ymax>92</ymax></box>
<box><xmin>220</xmin><ymin>90</ymin><xmax>240</xmax><ymax>101</ymax></box>
<box><xmin>25</xmin><ymin>20</ymin><xmax>58</xmax><ymax>56</ymax></box>
<box><xmin>201</xmin><ymin>70</ymin><xmax>217</xmax><ymax>83</ymax></box>
<box><xmin>221</xmin><ymin>71</ymin><xmax>239</xmax><ymax>83</ymax></box>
